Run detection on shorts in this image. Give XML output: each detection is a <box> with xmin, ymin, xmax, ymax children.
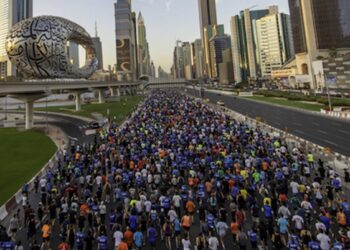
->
<box><xmin>43</xmin><ymin>236</ymin><xmax>50</xmax><ymax>242</ymax></box>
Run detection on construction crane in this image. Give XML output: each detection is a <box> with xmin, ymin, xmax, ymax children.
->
<box><xmin>246</xmin><ymin>4</ymin><xmax>258</xmax><ymax>10</ymax></box>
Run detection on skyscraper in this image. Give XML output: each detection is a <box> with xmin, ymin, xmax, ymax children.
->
<box><xmin>288</xmin><ymin>0</ymin><xmax>350</xmax><ymax>89</ymax></box>
<box><xmin>0</xmin><ymin>0</ymin><xmax>33</xmax><ymax>79</ymax></box>
<box><xmin>137</xmin><ymin>12</ymin><xmax>151</xmax><ymax>77</ymax></box>
<box><xmin>114</xmin><ymin>0</ymin><xmax>137</xmax><ymax>81</ymax></box>
<box><xmin>198</xmin><ymin>0</ymin><xmax>217</xmax><ymax>77</ymax></box>
<box><xmin>209</xmin><ymin>34</ymin><xmax>231</xmax><ymax>79</ymax></box>
<box><xmin>255</xmin><ymin>10</ymin><xmax>294</xmax><ymax>77</ymax></box>
<box><xmin>192</xmin><ymin>39</ymin><xmax>204</xmax><ymax>79</ymax></box>
<box><xmin>173</xmin><ymin>41</ymin><xmax>184</xmax><ymax>79</ymax></box>
<box><xmin>230</xmin><ymin>7</ymin><xmax>277</xmax><ymax>83</ymax></box>
<box><xmin>182</xmin><ymin>42</ymin><xmax>193</xmax><ymax>80</ymax></box>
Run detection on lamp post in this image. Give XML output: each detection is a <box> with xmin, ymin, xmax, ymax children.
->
<box><xmin>324</xmin><ymin>74</ymin><xmax>332</xmax><ymax>111</ymax></box>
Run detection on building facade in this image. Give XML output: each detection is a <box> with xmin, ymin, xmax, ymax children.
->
<box><xmin>230</xmin><ymin>8</ymin><xmax>269</xmax><ymax>83</ymax></box>
<box><xmin>91</xmin><ymin>37</ymin><xmax>103</xmax><ymax>70</ymax></box>
<box><xmin>209</xmin><ymin>35</ymin><xmax>231</xmax><ymax>79</ymax></box>
<box><xmin>288</xmin><ymin>0</ymin><xmax>350</xmax><ymax>89</ymax></box>
<box><xmin>198</xmin><ymin>0</ymin><xmax>217</xmax><ymax>77</ymax></box>
<box><xmin>230</xmin><ymin>7</ymin><xmax>295</xmax><ymax>83</ymax></box>
<box><xmin>192</xmin><ymin>39</ymin><xmax>204</xmax><ymax>79</ymax></box>
<box><xmin>114</xmin><ymin>0</ymin><xmax>137</xmax><ymax>81</ymax></box>
<box><xmin>137</xmin><ymin>12</ymin><xmax>151</xmax><ymax>77</ymax></box>
<box><xmin>0</xmin><ymin>0</ymin><xmax>33</xmax><ymax>79</ymax></box>
<box><xmin>182</xmin><ymin>42</ymin><xmax>193</xmax><ymax>80</ymax></box>
<box><xmin>255</xmin><ymin>12</ymin><xmax>294</xmax><ymax>77</ymax></box>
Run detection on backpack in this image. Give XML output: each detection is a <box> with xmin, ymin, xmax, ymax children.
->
<box><xmin>264</xmin><ymin>205</ymin><xmax>272</xmax><ymax>218</ymax></box>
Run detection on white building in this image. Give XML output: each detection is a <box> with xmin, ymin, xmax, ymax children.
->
<box><xmin>0</xmin><ymin>0</ymin><xmax>33</xmax><ymax>79</ymax></box>
<box><xmin>255</xmin><ymin>12</ymin><xmax>294</xmax><ymax>77</ymax></box>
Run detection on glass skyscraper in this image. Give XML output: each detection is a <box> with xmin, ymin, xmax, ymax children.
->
<box><xmin>0</xmin><ymin>0</ymin><xmax>33</xmax><ymax>79</ymax></box>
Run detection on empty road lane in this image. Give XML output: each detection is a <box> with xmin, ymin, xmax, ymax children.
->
<box><xmin>188</xmin><ymin>89</ymin><xmax>350</xmax><ymax>156</ymax></box>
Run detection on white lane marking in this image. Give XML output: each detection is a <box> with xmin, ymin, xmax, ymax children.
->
<box><xmin>312</xmin><ymin>122</ymin><xmax>320</xmax><ymax>126</ymax></box>
<box><xmin>295</xmin><ymin>129</ymin><xmax>305</xmax><ymax>135</ymax></box>
<box><xmin>274</xmin><ymin>122</ymin><xmax>281</xmax><ymax>126</ymax></box>
<box><xmin>323</xmin><ymin>140</ymin><xmax>338</xmax><ymax>147</ymax></box>
<box><xmin>339</xmin><ymin>130</ymin><xmax>350</xmax><ymax>135</ymax></box>
<box><xmin>293</xmin><ymin>122</ymin><xmax>302</xmax><ymax>127</ymax></box>
<box><xmin>317</xmin><ymin>130</ymin><xmax>328</xmax><ymax>135</ymax></box>
<box><xmin>331</xmin><ymin>122</ymin><xmax>341</xmax><ymax>127</ymax></box>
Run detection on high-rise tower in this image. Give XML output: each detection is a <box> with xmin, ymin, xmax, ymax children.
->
<box><xmin>0</xmin><ymin>0</ymin><xmax>33</xmax><ymax>79</ymax></box>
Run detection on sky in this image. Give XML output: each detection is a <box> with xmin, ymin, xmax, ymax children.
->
<box><xmin>34</xmin><ymin>0</ymin><xmax>289</xmax><ymax>73</ymax></box>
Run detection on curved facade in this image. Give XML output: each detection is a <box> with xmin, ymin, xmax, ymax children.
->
<box><xmin>5</xmin><ymin>15</ymin><xmax>98</xmax><ymax>79</ymax></box>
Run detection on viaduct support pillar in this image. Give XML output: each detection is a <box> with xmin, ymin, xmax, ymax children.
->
<box><xmin>10</xmin><ymin>93</ymin><xmax>47</xmax><ymax>130</ymax></box>
<box><xmin>97</xmin><ymin>89</ymin><xmax>105</xmax><ymax>104</ymax></box>
<box><xmin>25</xmin><ymin>100</ymin><xmax>34</xmax><ymax>130</ymax></box>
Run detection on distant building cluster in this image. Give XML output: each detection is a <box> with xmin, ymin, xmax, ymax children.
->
<box><xmin>114</xmin><ymin>0</ymin><xmax>156</xmax><ymax>82</ymax></box>
<box><xmin>171</xmin><ymin>0</ymin><xmax>350</xmax><ymax>90</ymax></box>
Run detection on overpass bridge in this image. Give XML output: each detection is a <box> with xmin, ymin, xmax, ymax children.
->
<box><xmin>0</xmin><ymin>80</ymin><xmax>140</xmax><ymax>129</ymax></box>
<box><xmin>0</xmin><ymin>78</ymin><xmax>189</xmax><ymax>130</ymax></box>
<box><xmin>144</xmin><ymin>78</ymin><xmax>188</xmax><ymax>89</ymax></box>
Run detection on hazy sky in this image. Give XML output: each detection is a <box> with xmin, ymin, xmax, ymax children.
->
<box><xmin>34</xmin><ymin>0</ymin><xmax>289</xmax><ymax>72</ymax></box>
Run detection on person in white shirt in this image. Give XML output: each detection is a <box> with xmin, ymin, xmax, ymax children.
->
<box><xmin>278</xmin><ymin>205</ymin><xmax>291</xmax><ymax>218</ymax></box>
<box><xmin>292</xmin><ymin>214</ymin><xmax>304</xmax><ymax>230</ymax></box>
<box><xmin>208</xmin><ymin>233</ymin><xmax>220</xmax><ymax>250</ymax></box>
<box><xmin>168</xmin><ymin>207</ymin><xmax>178</xmax><ymax>223</ymax></box>
<box><xmin>317</xmin><ymin>232</ymin><xmax>331</xmax><ymax>250</ymax></box>
<box><xmin>113</xmin><ymin>228</ymin><xmax>123</xmax><ymax>249</ymax></box>
<box><xmin>216</xmin><ymin>221</ymin><xmax>228</xmax><ymax>249</ymax></box>
<box><xmin>181</xmin><ymin>235</ymin><xmax>191</xmax><ymax>250</ymax></box>
<box><xmin>290</xmin><ymin>181</ymin><xmax>299</xmax><ymax>195</ymax></box>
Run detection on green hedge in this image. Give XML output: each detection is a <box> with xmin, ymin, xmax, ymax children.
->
<box><xmin>253</xmin><ymin>91</ymin><xmax>350</xmax><ymax>107</ymax></box>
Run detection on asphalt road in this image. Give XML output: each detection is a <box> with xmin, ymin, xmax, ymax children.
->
<box><xmin>187</xmin><ymin>88</ymin><xmax>350</xmax><ymax>157</ymax></box>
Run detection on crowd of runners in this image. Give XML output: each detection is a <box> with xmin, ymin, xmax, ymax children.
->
<box><xmin>1</xmin><ymin>91</ymin><xmax>350</xmax><ymax>250</ymax></box>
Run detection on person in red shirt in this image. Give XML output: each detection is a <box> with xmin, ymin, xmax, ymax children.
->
<box><xmin>124</xmin><ymin>227</ymin><xmax>134</xmax><ymax>248</ymax></box>
<box><xmin>118</xmin><ymin>239</ymin><xmax>128</xmax><ymax>250</ymax></box>
<box><xmin>58</xmin><ymin>241</ymin><xmax>69</xmax><ymax>250</ymax></box>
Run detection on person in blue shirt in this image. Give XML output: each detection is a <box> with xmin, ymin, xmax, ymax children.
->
<box><xmin>133</xmin><ymin>228</ymin><xmax>143</xmax><ymax>250</ymax></box>
<box><xmin>97</xmin><ymin>235</ymin><xmax>108</xmax><ymax>250</ymax></box>
<box><xmin>247</xmin><ymin>229</ymin><xmax>258</xmax><ymax>249</ymax></box>
<box><xmin>129</xmin><ymin>214</ymin><xmax>138</xmax><ymax>232</ymax></box>
<box><xmin>308</xmin><ymin>239</ymin><xmax>321</xmax><ymax>250</ymax></box>
<box><xmin>147</xmin><ymin>224</ymin><xmax>157</xmax><ymax>250</ymax></box>
<box><xmin>75</xmin><ymin>231</ymin><xmax>84</xmax><ymax>250</ymax></box>
<box><xmin>0</xmin><ymin>241</ymin><xmax>14</xmax><ymax>250</ymax></box>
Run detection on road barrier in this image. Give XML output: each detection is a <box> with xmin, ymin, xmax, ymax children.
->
<box><xmin>321</xmin><ymin>109</ymin><xmax>350</xmax><ymax>119</ymax></box>
<box><xmin>214</xmin><ymin>104</ymin><xmax>350</xmax><ymax>176</ymax></box>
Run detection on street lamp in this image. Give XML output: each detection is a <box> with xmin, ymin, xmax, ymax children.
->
<box><xmin>323</xmin><ymin>74</ymin><xmax>333</xmax><ymax>111</ymax></box>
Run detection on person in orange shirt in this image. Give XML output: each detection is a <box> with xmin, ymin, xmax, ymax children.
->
<box><xmin>129</xmin><ymin>160</ymin><xmax>135</xmax><ymax>170</ymax></box>
<box><xmin>118</xmin><ymin>239</ymin><xmax>128</xmax><ymax>250</ymax></box>
<box><xmin>186</xmin><ymin>199</ymin><xmax>196</xmax><ymax>222</ymax></box>
<box><xmin>124</xmin><ymin>227</ymin><xmax>134</xmax><ymax>248</ymax></box>
<box><xmin>337</xmin><ymin>209</ymin><xmax>347</xmax><ymax>228</ymax></box>
<box><xmin>41</xmin><ymin>221</ymin><xmax>51</xmax><ymax>248</ymax></box>
<box><xmin>230</xmin><ymin>218</ymin><xmax>239</xmax><ymax>245</ymax></box>
<box><xmin>181</xmin><ymin>214</ymin><xmax>192</xmax><ymax>233</ymax></box>
<box><xmin>80</xmin><ymin>203</ymin><xmax>89</xmax><ymax>216</ymax></box>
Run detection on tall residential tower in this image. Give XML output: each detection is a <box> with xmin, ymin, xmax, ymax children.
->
<box><xmin>114</xmin><ymin>0</ymin><xmax>137</xmax><ymax>81</ymax></box>
<box><xmin>0</xmin><ymin>0</ymin><xmax>33</xmax><ymax>79</ymax></box>
<box><xmin>198</xmin><ymin>0</ymin><xmax>217</xmax><ymax>78</ymax></box>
